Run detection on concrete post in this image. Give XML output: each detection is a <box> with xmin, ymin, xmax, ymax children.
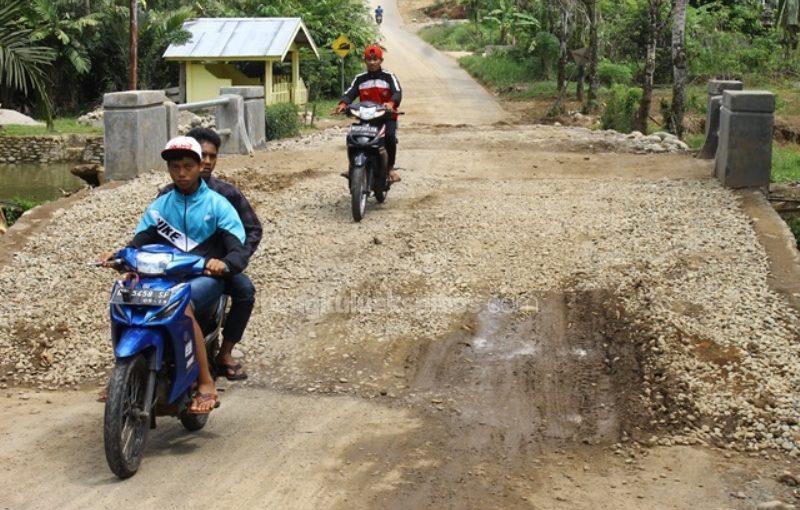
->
<box><xmin>215</xmin><ymin>94</ymin><xmax>253</xmax><ymax>155</ymax></box>
<box><xmin>698</xmin><ymin>80</ymin><xmax>743</xmax><ymax>159</ymax></box>
<box><xmin>103</xmin><ymin>90</ymin><xmax>168</xmax><ymax>181</ymax></box>
<box><xmin>164</xmin><ymin>101</ymin><xmax>178</xmax><ymax>140</ymax></box>
<box><xmin>705</xmin><ymin>80</ymin><xmax>743</xmax><ymax>137</ymax></box>
<box><xmin>715</xmin><ymin>90</ymin><xmax>775</xmax><ymax>189</ymax></box>
<box><xmin>697</xmin><ymin>95</ymin><xmax>723</xmax><ymax>159</ymax></box>
<box><xmin>220</xmin><ymin>86</ymin><xmax>266</xmax><ymax>149</ymax></box>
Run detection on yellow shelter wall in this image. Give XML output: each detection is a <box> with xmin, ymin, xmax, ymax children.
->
<box><xmin>186</xmin><ymin>62</ymin><xmax>232</xmax><ymax>103</ymax></box>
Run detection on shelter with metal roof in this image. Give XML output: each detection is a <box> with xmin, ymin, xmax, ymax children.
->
<box><xmin>164</xmin><ymin>18</ymin><xmax>319</xmax><ymax>105</ymax></box>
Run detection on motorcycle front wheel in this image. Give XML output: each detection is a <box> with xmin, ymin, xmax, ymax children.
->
<box><xmin>350</xmin><ymin>165</ymin><xmax>367</xmax><ymax>222</ymax></box>
<box><xmin>104</xmin><ymin>354</ymin><xmax>150</xmax><ymax>479</ymax></box>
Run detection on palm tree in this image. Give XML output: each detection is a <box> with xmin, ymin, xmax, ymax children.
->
<box><xmin>0</xmin><ymin>1</ymin><xmax>55</xmax><ymax>126</ymax></box>
<box><xmin>27</xmin><ymin>0</ymin><xmax>101</xmax><ymax>75</ymax></box>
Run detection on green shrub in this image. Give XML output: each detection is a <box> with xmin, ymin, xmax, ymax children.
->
<box><xmin>601</xmin><ymin>85</ymin><xmax>643</xmax><ymax>133</ymax></box>
<box><xmin>265</xmin><ymin>103</ymin><xmax>300</xmax><ymax>141</ymax></box>
<box><xmin>787</xmin><ymin>218</ymin><xmax>800</xmax><ymax>250</ymax></box>
<box><xmin>2</xmin><ymin>196</ymin><xmax>43</xmax><ymax>226</ymax></box>
<box><xmin>531</xmin><ymin>31</ymin><xmax>560</xmax><ymax>78</ymax></box>
<box><xmin>597</xmin><ymin>60</ymin><xmax>634</xmax><ymax>86</ymax></box>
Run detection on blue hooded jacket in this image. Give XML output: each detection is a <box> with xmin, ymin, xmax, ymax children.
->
<box><xmin>129</xmin><ymin>179</ymin><xmax>249</xmax><ymax>273</ymax></box>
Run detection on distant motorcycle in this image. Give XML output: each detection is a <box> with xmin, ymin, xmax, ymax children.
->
<box><xmin>100</xmin><ymin>245</ymin><xmax>227</xmax><ymax>478</ymax></box>
<box><xmin>343</xmin><ymin>101</ymin><xmax>393</xmax><ymax>222</ymax></box>
<box><xmin>375</xmin><ymin>13</ymin><xmax>383</xmax><ymax>24</ymax></box>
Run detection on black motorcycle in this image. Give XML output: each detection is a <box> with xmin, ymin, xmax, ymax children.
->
<box><xmin>375</xmin><ymin>13</ymin><xmax>383</xmax><ymax>24</ymax></box>
<box><xmin>344</xmin><ymin>101</ymin><xmax>392</xmax><ymax>222</ymax></box>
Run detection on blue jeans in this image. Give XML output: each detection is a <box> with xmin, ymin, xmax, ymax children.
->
<box><xmin>187</xmin><ymin>276</ymin><xmax>225</xmax><ymax>317</ymax></box>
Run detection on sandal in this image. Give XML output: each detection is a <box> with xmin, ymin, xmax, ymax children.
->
<box><xmin>97</xmin><ymin>388</ymin><xmax>107</xmax><ymax>403</ymax></box>
<box><xmin>215</xmin><ymin>360</ymin><xmax>249</xmax><ymax>381</ymax></box>
<box><xmin>188</xmin><ymin>392</ymin><xmax>219</xmax><ymax>414</ymax></box>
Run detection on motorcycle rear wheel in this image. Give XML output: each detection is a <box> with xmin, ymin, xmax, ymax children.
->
<box><xmin>104</xmin><ymin>354</ymin><xmax>150</xmax><ymax>479</ymax></box>
<box><xmin>350</xmin><ymin>165</ymin><xmax>367</xmax><ymax>222</ymax></box>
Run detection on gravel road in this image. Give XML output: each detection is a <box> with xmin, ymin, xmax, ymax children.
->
<box><xmin>1</xmin><ymin>1</ymin><xmax>800</xmax><ymax>508</ymax></box>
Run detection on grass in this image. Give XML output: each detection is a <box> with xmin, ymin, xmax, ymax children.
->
<box><xmin>0</xmin><ymin>118</ymin><xmax>102</xmax><ymax>137</ymax></box>
<box><xmin>304</xmin><ymin>98</ymin><xmax>341</xmax><ymax>120</ymax></box>
<box><xmin>459</xmin><ymin>54</ymin><xmax>538</xmax><ymax>89</ymax></box>
<box><xmin>772</xmin><ymin>143</ymin><xmax>800</xmax><ymax>183</ymax></box>
<box><xmin>418</xmin><ymin>23</ymin><xmax>485</xmax><ymax>52</ymax></box>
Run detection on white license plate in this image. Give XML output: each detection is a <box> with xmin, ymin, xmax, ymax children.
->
<box><xmin>111</xmin><ymin>288</ymin><xmax>170</xmax><ymax>306</ymax></box>
<box><xmin>350</xmin><ymin>125</ymin><xmax>378</xmax><ymax>136</ymax></box>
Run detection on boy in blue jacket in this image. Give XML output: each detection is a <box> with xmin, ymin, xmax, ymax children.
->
<box><xmin>100</xmin><ymin>136</ymin><xmax>247</xmax><ymax>413</ymax></box>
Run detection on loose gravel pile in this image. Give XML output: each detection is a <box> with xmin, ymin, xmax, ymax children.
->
<box><xmin>1</xmin><ymin>124</ymin><xmax>798</xmax><ymax>456</ymax></box>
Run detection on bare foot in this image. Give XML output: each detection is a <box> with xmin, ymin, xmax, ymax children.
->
<box><xmin>388</xmin><ymin>169</ymin><xmax>401</xmax><ymax>183</ymax></box>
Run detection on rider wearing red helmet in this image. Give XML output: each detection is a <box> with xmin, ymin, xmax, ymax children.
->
<box><xmin>336</xmin><ymin>44</ymin><xmax>403</xmax><ymax>183</ymax></box>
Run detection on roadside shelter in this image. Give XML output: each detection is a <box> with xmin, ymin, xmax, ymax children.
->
<box><xmin>163</xmin><ymin>18</ymin><xmax>319</xmax><ymax>105</ymax></box>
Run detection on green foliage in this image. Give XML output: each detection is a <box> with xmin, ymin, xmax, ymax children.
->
<box><xmin>265</xmin><ymin>103</ymin><xmax>300</xmax><ymax>140</ymax></box>
<box><xmin>459</xmin><ymin>53</ymin><xmax>537</xmax><ymax>88</ymax></box>
<box><xmin>3</xmin><ymin>0</ymin><xmax>375</xmax><ymax>115</ymax></box>
<box><xmin>0</xmin><ymin>1</ymin><xmax>55</xmax><ymax>125</ymax></box>
<box><xmin>597</xmin><ymin>60</ymin><xmax>634</xmax><ymax>86</ymax></box>
<box><xmin>531</xmin><ymin>31</ymin><xmax>559</xmax><ymax>77</ymax></box>
<box><xmin>601</xmin><ymin>84</ymin><xmax>643</xmax><ymax>133</ymax></box>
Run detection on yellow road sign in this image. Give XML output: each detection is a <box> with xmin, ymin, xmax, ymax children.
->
<box><xmin>332</xmin><ymin>35</ymin><xmax>353</xmax><ymax>58</ymax></box>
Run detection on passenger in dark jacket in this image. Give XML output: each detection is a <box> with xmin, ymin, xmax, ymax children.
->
<box><xmin>160</xmin><ymin>128</ymin><xmax>261</xmax><ymax>381</ymax></box>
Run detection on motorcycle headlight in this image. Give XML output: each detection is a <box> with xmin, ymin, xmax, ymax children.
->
<box><xmin>359</xmin><ymin>107</ymin><xmax>377</xmax><ymax>120</ymax></box>
<box><xmin>357</xmin><ymin>136</ymin><xmax>371</xmax><ymax>144</ymax></box>
<box><xmin>135</xmin><ymin>252</ymin><xmax>173</xmax><ymax>275</ymax></box>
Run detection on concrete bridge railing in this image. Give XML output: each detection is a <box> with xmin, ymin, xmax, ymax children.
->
<box><xmin>698</xmin><ymin>79</ymin><xmax>775</xmax><ymax>191</ymax></box>
<box><xmin>103</xmin><ymin>86</ymin><xmax>266</xmax><ymax>181</ymax></box>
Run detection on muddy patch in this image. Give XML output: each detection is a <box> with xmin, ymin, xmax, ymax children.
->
<box><xmin>408</xmin><ymin>290</ymin><xmax>643</xmax><ymax>449</ymax></box>
<box><xmin>328</xmin><ymin>290</ymin><xmax>648</xmax><ymax>509</ymax></box>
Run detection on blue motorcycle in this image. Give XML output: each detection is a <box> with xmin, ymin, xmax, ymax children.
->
<box><xmin>101</xmin><ymin>244</ymin><xmax>227</xmax><ymax>478</ymax></box>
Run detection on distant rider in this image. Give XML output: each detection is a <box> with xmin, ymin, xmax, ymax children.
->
<box><xmin>335</xmin><ymin>44</ymin><xmax>402</xmax><ymax>183</ymax></box>
<box><xmin>375</xmin><ymin>5</ymin><xmax>384</xmax><ymax>23</ymax></box>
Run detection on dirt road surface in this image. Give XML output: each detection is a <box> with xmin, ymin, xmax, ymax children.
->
<box><xmin>2</xmin><ymin>1</ymin><xmax>800</xmax><ymax>509</ymax></box>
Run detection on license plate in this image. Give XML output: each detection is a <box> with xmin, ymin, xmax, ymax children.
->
<box><xmin>110</xmin><ymin>287</ymin><xmax>171</xmax><ymax>306</ymax></box>
<box><xmin>350</xmin><ymin>124</ymin><xmax>378</xmax><ymax>136</ymax></box>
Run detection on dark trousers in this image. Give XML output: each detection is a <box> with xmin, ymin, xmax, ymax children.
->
<box><xmin>385</xmin><ymin>120</ymin><xmax>398</xmax><ymax>169</ymax></box>
<box><xmin>223</xmin><ymin>272</ymin><xmax>255</xmax><ymax>344</ymax></box>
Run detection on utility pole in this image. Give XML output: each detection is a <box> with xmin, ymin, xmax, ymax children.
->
<box><xmin>129</xmin><ymin>0</ymin><xmax>138</xmax><ymax>90</ymax></box>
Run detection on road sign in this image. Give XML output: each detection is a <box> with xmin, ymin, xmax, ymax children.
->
<box><xmin>332</xmin><ymin>35</ymin><xmax>353</xmax><ymax>58</ymax></box>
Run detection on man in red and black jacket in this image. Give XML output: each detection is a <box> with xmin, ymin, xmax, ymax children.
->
<box><xmin>336</xmin><ymin>44</ymin><xmax>403</xmax><ymax>183</ymax></box>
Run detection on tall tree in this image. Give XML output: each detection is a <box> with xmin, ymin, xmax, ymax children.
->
<box><xmin>636</xmin><ymin>0</ymin><xmax>667</xmax><ymax>134</ymax></box>
<box><xmin>582</xmin><ymin>0</ymin><xmax>599</xmax><ymax>112</ymax></box>
<box><xmin>670</xmin><ymin>0</ymin><xmax>688</xmax><ymax>139</ymax></box>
